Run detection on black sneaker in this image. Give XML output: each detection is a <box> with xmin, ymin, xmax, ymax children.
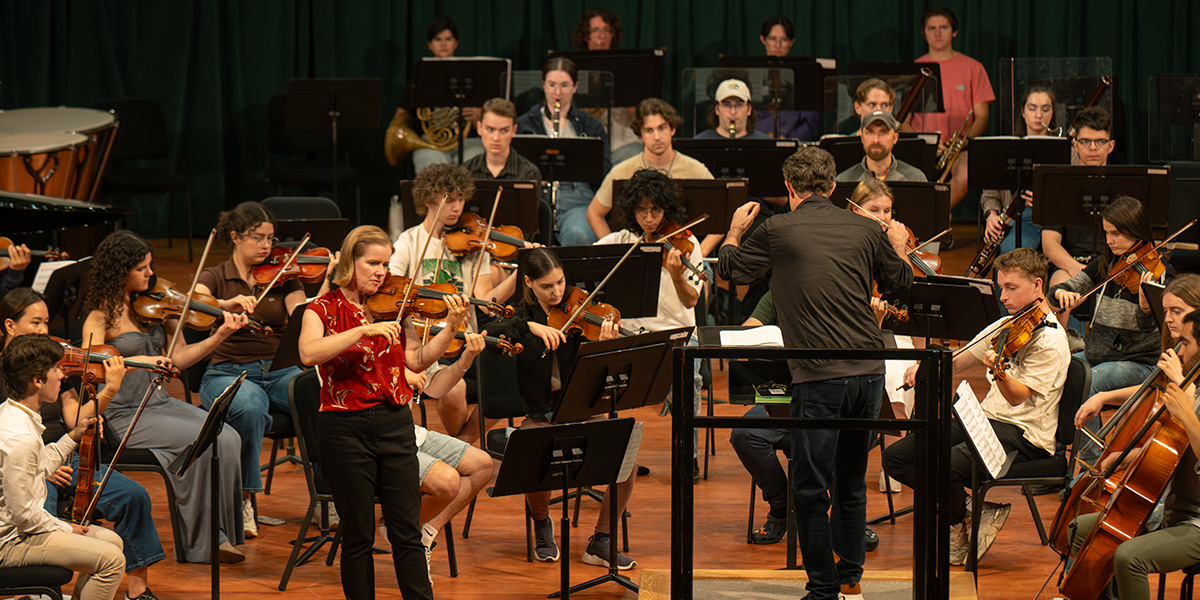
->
<box><xmin>865</xmin><ymin>527</ymin><xmax>880</xmax><ymax>552</ymax></box>
<box><xmin>532</xmin><ymin>517</ymin><xmax>559</xmax><ymax>562</ymax></box>
<box><xmin>127</xmin><ymin>589</ymin><xmax>162</xmax><ymax>600</ymax></box>
<box><xmin>693</xmin><ymin>458</ymin><xmax>701</xmax><ymax>484</ymax></box>
<box><xmin>582</xmin><ymin>534</ymin><xmax>636</xmax><ymax>570</ymax></box>
<box><xmin>749</xmin><ymin>517</ymin><xmax>786</xmax><ymax>545</ymax></box>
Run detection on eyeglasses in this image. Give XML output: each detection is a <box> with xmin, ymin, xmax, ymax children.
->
<box><xmin>1075</xmin><ymin>137</ymin><xmax>1111</xmax><ymax>148</ymax></box>
<box><xmin>589</xmin><ymin>27</ymin><xmax>614</xmax><ymax>35</ymax></box>
<box><xmin>634</xmin><ymin>206</ymin><xmax>664</xmax><ymax>217</ymax></box>
<box><xmin>720</xmin><ymin>100</ymin><xmax>747</xmax><ymax>111</ymax></box>
<box><xmin>244</xmin><ymin>234</ymin><xmax>278</xmax><ymax>246</ymax></box>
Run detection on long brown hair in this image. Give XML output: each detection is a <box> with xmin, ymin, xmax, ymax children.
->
<box><xmin>0</xmin><ymin>288</ymin><xmax>46</xmax><ymax>345</ymax></box>
<box><xmin>521</xmin><ymin>248</ymin><xmax>563</xmax><ymax>305</ymax></box>
<box><xmin>82</xmin><ymin>230</ymin><xmax>153</xmax><ymax>330</ymax></box>
<box><xmin>1097</xmin><ymin>196</ymin><xmax>1154</xmax><ymax>274</ymax></box>
<box><xmin>1162</xmin><ymin>273</ymin><xmax>1200</xmax><ymax>349</ymax></box>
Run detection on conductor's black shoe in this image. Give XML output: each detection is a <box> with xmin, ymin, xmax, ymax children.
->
<box><xmin>749</xmin><ymin>517</ymin><xmax>786</xmax><ymax>545</ymax></box>
<box><xmin>865</xmin><ymin>527</ymin><xmax>880</xmax><ymax>552</ymax></box>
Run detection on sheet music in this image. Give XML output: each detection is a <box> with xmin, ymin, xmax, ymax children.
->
<box><xmin>953</xmin><ymin>380</ymin><xmax>1007</xmax><ymax>479</ymax></box>
<box><xmin>616</xmin><ymin>422</ymin><xmax>644</xmax><ymax>482</ymax></box>
<box><xmin>719</xmin><ymin>325</ymin><xmax>784</xmax><ymax>347</ymax></box>
<box><xmin>32</xmin><ymin>260</ymin><xmax>76</xmax><ymax>293</ymax></box>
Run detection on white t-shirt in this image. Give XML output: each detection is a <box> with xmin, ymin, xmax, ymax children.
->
<box><xmin>967</xmin><ymin>314</ymin><xmax>1070</xmax><ymax>454</ymax></box>
<box><xmin>594</xmin><ymin>229</ymin><xmax>702</xmax><ymax>333</ymax></box>
<box><xmin>390</xmin><ymin>222</ymin><xmax>491</xmax><ymax>333</ymax></box>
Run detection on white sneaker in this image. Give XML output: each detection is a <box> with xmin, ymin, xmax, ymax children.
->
<box><xmin>879</xmin><ymin>469</ymin><xmax>902</xmax><ymax>493</ymax></box>
<box><xmin>242</xmin><ymin>496</ymin><xmax>258</xmax><ymax>539</ymax></box>
<box><xmin>421</xmin><ymin>523</ymin><xmax>437</xmax><ymax>588</ymax></box>
<box><xmin>948</xmin><ymin>520</ymin><xmax>969</xmax><ymax>566</ymax></box>
<box><xmin>975</xmin><ymin>502</ymin><xmax>1012</xmax><ymax>561</ymax></box>
<box><xmin>311</xmin><ymin>501</ymin><xmax>340</xmax><ymax>530</ymax></box>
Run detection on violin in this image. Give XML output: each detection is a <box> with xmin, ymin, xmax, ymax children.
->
<box><xmin>410</xmin><ymin>316</ymin><xmax>523</xmax><ymax>357</ymax></box>
<box><xmin>0</xmin><ymin>237</ymin><xmax>69</xmax><ymax>273</ymax></box>
<box><xmin>988</xmin><ymin>300</ymin><xmax>1048</xmax><ymax>381</ymax></box>
<box><xmin>54</xmin><ymin>337</ymin><xmax>180</xmax><ymax>381</ymax></box>
<box><xmin>251</xmin><ymin>245</ymin><xmax>332</xmax><ymax>287</ymax></box>
<box><xmin>133</xmin><ymin>277</ymin><xmax>272</xmax><ymax>336</ymax></box>
<box><xmin>646</xmin><ymin>218</ymin><xmax>708</xmax><ymax>282</ymax></box>
<box><xmin>546</xmin><ymin>286</ymin><xmax>636</xmax><ymax>340</ymax></box>
<box><xmin>366</xmin><ymin>272</ymin><xmax>515</xmax><ymax>321</ymax></box>
<box><xmin>1109</xmin><ymin>241</ymin><xmax>1166</xmax><ymax>296</ymax></box>
<box><xmin>901</xmin><ymin>225</ymin><xmax>943</xmax><ymax>277</ymax></box>
<box><xmin>443</xmin><ymin>213</ymin><xmax>526</xmax><ymax>263</ymax></box>
<box><xmin>871</xmin><ymin>282</ymin><xmax>910</xmax><ymax>324</ymax></box>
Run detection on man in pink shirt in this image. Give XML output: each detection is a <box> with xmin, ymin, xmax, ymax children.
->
<box><xmin>909</xmin><ymin>7</ymin><xmax>994</xmax><ymax>215</ymax></box>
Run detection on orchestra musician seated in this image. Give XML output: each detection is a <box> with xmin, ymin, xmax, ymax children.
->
<box><xmin>463</xmin><ymin>98</ymin><xmax>541</xmax><ymax>182</ymax></box>
<box><xmin>883</xmin><ymin>247</ymin><xmax>1069</xmax><ymax>565</ymax></box>
<box><xmin>835</xmin><ymin>110</ymin><xmax>928</xmax><ymax>183</ymax></box>
<box><xmin>693</xmin><ymin>78</ymin><xmax>769</xmax><ymax>141</ymax></box>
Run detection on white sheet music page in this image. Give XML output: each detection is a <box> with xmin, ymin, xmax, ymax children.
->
<box><xmin>953</xmin><ymin>380</ymin><xmax>1007</xmax><ymax>479</ymax></box>
<box><xmin>719</xmin><ymin>325</ymin><xmax>784</xmax><ymax>347</ymax></box>
<box><xmin>32</xmin><ymin>260</ymin><xmax>76</xmax><ymax>293</ymax></box>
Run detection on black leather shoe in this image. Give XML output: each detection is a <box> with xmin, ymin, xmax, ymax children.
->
<box><xmin>865</xmin><ymin>526</ymin><xmax>880</xmax><ymax>552</ymax></box>
<box><xmin>749</xmin><ymin>518</ymin><xmax>786</xmax><ymax>545</ymax></box>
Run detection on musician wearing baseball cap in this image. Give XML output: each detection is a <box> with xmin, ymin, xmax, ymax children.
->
<box><xmin>836</xmin><ymin>110</ymin><xmax>928</xmax><ymax>183</ymax></box>
<box><xmin>694</xmin><ymin>79</ymin><xmax>771</xmax><ymax>140</ymax></box>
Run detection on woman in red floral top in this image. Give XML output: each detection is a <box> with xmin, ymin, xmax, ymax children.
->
<box><xmin>299</xmin><ymin>225</ymin><xmax>476</xmax><ymax>600</ymax></box>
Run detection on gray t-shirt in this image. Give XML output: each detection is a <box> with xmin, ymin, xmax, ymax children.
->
<box><xmin>836</xmin><ymin>155</ymin><xmax>928</xmax><ymax>183</ymax></box>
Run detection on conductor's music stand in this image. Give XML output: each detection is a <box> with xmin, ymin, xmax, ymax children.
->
<box><xmin>830</xmin><ymin>181</ymin><xmax>951</xmax><ymax>243</ymax></box>
<box><xmin>1032</xmin><ymin>165</ymin><xmax>1172</xmax><ymax>256</ymax></box>
<box><xmin>412</xmin><ymin>57</ymin><xmax>512</xmax><ymax>165</ymax></box>
<box><xmin>285</xmin><ymin>78</ymin><xmax>382</xmax><ymax>223</ymax></box>
<box><xmin>673</xmin><ymin>139</ymin><xmax>800</xmax><ymax>197</ymax></box>
<box><xmin>879</xmin><ymin>275</ymin><xmax>1000</xmax><ymax>346</ymax></box>
<box><xmin>168</xmin><ymin>370</ymin><xmax>246</xmax><ymax>600</ymax></box>
<box><xmin>968</xmin><ymin>137</ymin><xmax>1073</xmax><ymax>247</ymax></box>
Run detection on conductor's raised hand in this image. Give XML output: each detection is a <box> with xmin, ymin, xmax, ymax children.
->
<box><xmin>727</xmin><ymin>201</ymin><xmax>761</xmax><ymax>239</ymax></box>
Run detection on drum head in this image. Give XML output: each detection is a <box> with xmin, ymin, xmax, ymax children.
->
<box><xmin>0</xmin><ymin>107</ymin><xmax>116</xmax><ymax>135</ymax></box>
<box><xmin>0</xmin><ymin>132</ymin><xmax>89</xmax><ymax>154</ymax></box>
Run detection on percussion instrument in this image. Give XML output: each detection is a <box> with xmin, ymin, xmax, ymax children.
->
<box><xmin>0</xmin><ymin>107</ymin><xmax>119</xmax><ymax>202</ymax></box>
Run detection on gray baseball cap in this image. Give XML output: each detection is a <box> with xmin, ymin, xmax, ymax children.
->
<box><xmin>861</xmin><ymin>110</ymin><xmax>899</xmax><ymax>131</ymax></box>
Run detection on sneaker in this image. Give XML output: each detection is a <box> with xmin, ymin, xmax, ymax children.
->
<box><xmin>948</xmin><ymin>520</ymin><xmax>969</xmax><ymax>566</ymax></box>
<box><xmin>975</xmin><ymin>502</ymin><xmax>1012</xmax><ymax>561</ymax></box>
<box><xmin>749</xmin><ymin>517</ymin><xmax>786</xmax><ymax>545</ymax></box>
<box><xmin>218</xmin><ymin>541</ymin><xmax>246</xmax><ymax>564</ymax></box>
<box><xmin>532</xmin><ymin>517</ymin><xmax>559</xmax><ymax>562</ymax></box>
<box><xmin>1066</xmin><ymin>329</ymin><xmax>1086</xmax><ymax>354</ymax></box>
<box><xmin>126</xmin><ymin>588</ymin><xmax>162</xmax><ymax>600</ymax></box>
<box><xmin>312</xmin><ymin>502</ymin><xmax>340</xmax><ymax>530</ymax></box>
<box><xmin>693</xmin><ymin>458</ymin><xmax>701</xmax><ymax>484</ymax></box>
<box><xmin>839</xmin><ymin>581</ymin><xmax>864</xmax><ymax>600</ymax></box>
<box><xmin>864</xmin><ymin>527</ymin><xmax>880</xmax><ymax>552</ymax></box>
<box><xmin>242</xmin><ymin>496</ymin><xmax>258</xmax><ymax>539</ymax></box>
<box><xmin>421</xmin><ymin>523</ymin><xmax>437</xmax><ymax>587</ymax></box>
<box><xmin>879</xmin><ymin>469</ymin><xmax>902</xmax><ymax>493</ymax></box>
<box><xmin>582</xmin><ymin>534</ymin><xmax>636</xmax><ymax>570</ymax></box>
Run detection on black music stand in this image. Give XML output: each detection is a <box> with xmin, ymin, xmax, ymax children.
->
<box><xmin>491</xmin><ymin>418</ymin><xmax>635</xmax><ymax>600</ymax></box>
<box><xmin>41</xmin><ymin>256</ymin><xmax>93</xmax><ymax>334</ymax></box>
<box><xmin>969</xmin><ymin>137</ymin><xmax>1072</xmax><ymax>246</ymax></box>
<box><xmin>272</xmin><ymin>219</ymin><xmax>351</xmax><ymax>255</ymax></box>
<box><xmin>168</xmin><ymin>371</ymin><xmax>246</xmax><ymax>600</ymax></box>
<box><xmin>830</xmin><ymin>181</ymin><xmax>951</xmax><ymax>243</ymax></box>
<box><xmin>879</xmin><ymin>275</ymin><xmax>1000</xmax><ymax>346</ymax></box>
<box><xmin>510</xmin><ymin>136</ymin><xmax>606</xmax><ymax>184</ymax></box>
<box><xmin>285</xmin><ymin>78</ymin><xmax>382</xmax><ymax>222</ymax></box>
<box><xmin>516</xmin><ymin>245</ymin><xmax>662</xmax><ymax>319</ymax></box>
<box><xmin>718</xmin><ymin>56</ymin><xmax>832</xmax><ymax>113</ymax></box>
<box><xmin>269</xmin><ymin>302</ymin><xmax>307</xmax><ymax>372</ymax></box>
<box><xmin>608</xmin><ymin>179</ymin><xmax>748</xmax><ymax>239</ymax></box>
<box><xmin>411</xmin><ymin>58</ymin><xmax>512</xmax><ymax>165</ymax></box>
<box><xmin>397</xmin><ymin>180</ymin><xmax>541</xmax><ymax>240</ymax></box>
<box><xmin>549</xmin><ymin>49</ymin><xmax>665</xmax><ymax>108</ymax></box>
<box><xmin>546</xmin><ymin>329</ymin><xmax>690</xmax><ymax>597</ymax></box>
<box><xmin>820</xmin><ymin>134</ymin><xmax>937</xmax><ymax>177</ymax></box>
<box><xmin>1032</xmin><ymin>165</ymin><xmax>1172</xmax><ymax>255</ymax></box>
<box><xmin>673</xmin><ymin>139</ymin><xmax>800</xmax><ymax>197</ymax></box>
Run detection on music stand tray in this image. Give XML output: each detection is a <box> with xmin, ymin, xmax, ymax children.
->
<box><xmin>879</xmin><ymin>276</ymin><xmax>1000</xmax><ymax>344</ymax></box>
<box><xmin>673</xmin><ymin>139</ymin><xmax>801</xmax><ymax>197</ymax></box>
<box><xmin>608</xmin><ymin>178</ymin><xmax>748</xmax><ymax>239</ymax></box>
<box><xmin>1032</xmin><ymin>165</ymin><xmax>1172</xmax><ymax>228</ymax></box>
<box><xmin>517</xmin><ymin>245</ymin><xmax>662</xmax><ymax>319</ymax></box>
<box><xmin>511</xmin><ymin>136</ymin><xmax>607</xmax><ymax>186</ymax></box>
<box><xmin>830</xmin><ymin>181</ymin><xmax>951</xmax><ymax>243</ymax></box>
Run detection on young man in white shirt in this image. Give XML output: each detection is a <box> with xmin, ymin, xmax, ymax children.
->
<box><xmin>0</xmin><ymin>334</ymin><xmax>126</xmax><ymax>600</ymax></box>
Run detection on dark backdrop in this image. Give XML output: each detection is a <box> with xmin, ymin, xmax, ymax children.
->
<box><xmin>3</xmin><ymin>0</ymin><xmax>1197</xmax><ymax>236</ymax></box>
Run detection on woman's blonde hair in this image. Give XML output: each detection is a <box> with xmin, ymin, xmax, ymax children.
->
<box><xmin>329</xmin><ymin>225</ymin><xmax>392</xmax><ymax>289</ymax></box>
<box><xmin>848</xmin><ymin>178</ymin><xmax>894</xmax><ymax>211</ymax></box>
<box><xmin>1162</xmin><ymin>273</ymin><xmax>1200</xmax><ymax>349</ymax></box>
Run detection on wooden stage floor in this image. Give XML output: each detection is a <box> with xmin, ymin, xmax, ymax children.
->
<box><xmin>70</xmin><ymin>233</ymin><xmax>1189</xmax><ymax>599</ymax></box>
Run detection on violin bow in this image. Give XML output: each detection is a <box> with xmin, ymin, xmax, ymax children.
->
<box><xmin>1054</xmin><ymin>219</ymin><xmax>1197</xmax><ymax>316</ymax></box>
<box><xmin>164</xmin><ymin>228</ymin><xmax>218</xmax><ymax>361</ymax></box>
<box><xmin>654</xmin><ymin>214</ymin><xmax>708</xmax><ymax>244</ymax></box>
<box><xmin>402</xmin><ymin>193</ymin><xmax>448</xmax><ymax>326</ymax></box>
<box><xmin>554</xmin><ymin>234</ymin><xmax>645</xmax><ymax>338</ymax></box>
<box><xmin>910</xmin><ymin>228</ymin><xmax>952</xmax><ymax>254</ymax></box>
<box><xmin>253</xmin><ymin>232</ymin><xmax>312</xmax><ymax>306</ymax></box>
<box><xmin>469</xmin><ymin>186</ymin><xmax>503</xmax><ymax>294</ymax></box>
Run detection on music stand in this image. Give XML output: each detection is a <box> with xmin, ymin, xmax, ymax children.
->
<box><xmin>269</xmin><ymin>302</ymin><xmax>307</xmax><ymax>372</ymax></box>
<box><xmin>549</xmin><ymin>49</ymin><xmax>665</xmax><ymax>108</ymax></box>
<box><xmin>397</xmin><ymin>180</ymin><xmax>540</xmax><ymax>237</ymax></box>
<box><xmin>516</xmin><ymin>245</ymin><xmax>661</xmax><ymax>319</ymax></box>
<box><xmin>1144</xmin><ymin>280</ymin><xmax>1167</xmax><ymax>327</ymax></box>
<box><xmin>411</xmin><ymin>57</ymin><xmax>512</xmax><ymax>165</ymax></box>
<box><xmin>168</xmin><ymin>370</ymin><xmax>246</xmax><ymax>600</ymax></box>
<box><xmin>608</xmin><ymin>179</ymin><xmax>748</xmax><ymax>239</ymax></box>
<box><xmin>491</xmin><ymin>418</ymin><xmax>635</xmax><ymax>600</ymax></box>
<box><xmin>41</xmin><ymin>256</ymin><xmax>92</xmax><ymax>334</ymax></box>
<box><xmin>272</xmin><ymin>219</ymin><xmax>352</xmax><ymax>255</ymax></box>
<box><xmin>968</xmin><ymin>137</ymin><xmax>1072</xmax><ymax>246</ymax></box>
<box><xmin>879</xmin><ymin>275</ymin><xmax>1000</xmax><ymax>345</ymax></box>
<box><xmin>673</xmin><ymin>139</ymin><xmax>800</xmax><ymax>197</ymax></box>
<box><xmin>819</xmin><ymin>134</ymin><xmax>937</xmax><ymax>177</ymax></box>
<box><xmin>511</xmin><ymin>136</ymin><xmax>606</xmax><ymax>186</ymax></box>
<box><xmin>285</xmin><ymin>78</ymin><xmax>382</xmax><ymax>222</ymax></box>
<box><xmin>830</xmin><ymin>181</ymin><xmax>951</xmax><ymax>243</ymax></box>
<box><xmin>718</xmin><ymin>56</ymin><xmax>834</xmax><ymax>112</ymax></box>
<box><xmin>546</xmin><ymin>329</ymin><xmax>689</xmax><ymax>597</ymax></box>
<box><xmin>1032</xmin><ymin>165</ymin><xmax>1172</xmax><ymax>227</ymax></box>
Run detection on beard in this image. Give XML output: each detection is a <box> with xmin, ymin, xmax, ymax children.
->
<box><xmin>865</xmin><ymin>144</ymin><xmax>890</xmax><ymax>162</ymax></box>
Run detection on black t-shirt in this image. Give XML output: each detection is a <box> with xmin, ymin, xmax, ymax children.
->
<box><xmin>1045</xmin><ymin>224</ymin><xmax>1104</xmax><ymax>262</ymax></box>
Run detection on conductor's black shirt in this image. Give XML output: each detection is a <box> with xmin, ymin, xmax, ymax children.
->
<box><xmin>717</xmin><ymin>195</ymin><xmax>914</xmax><ymax>384</ymax></box>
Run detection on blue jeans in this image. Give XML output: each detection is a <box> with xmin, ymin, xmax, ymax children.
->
<box><xmin>200</xmin><ymin>361</ymin><xmax>302</xmax><ymax>493</ymax></box>
<box><xmin>45</xmin><ymin>454</ymin><xmax>165</xmax><ymax>572</ymax></box>
<box><xmin>1073</xmin><ymin>351</ymin><xmax>1155</xmax><ymax>467</ymax></box>
<box><xmin>553</xmin><ymin>181</ymin><xmax>599</xmax><ymax>246</ymax></box>
<box><xmin>730</xmin><ymin>405</ymin><xmax>789</xmax><ymax>519</ymax></box>
<box><xmin>999</xmin><ymin>205</ymin><xmax>1041</xmax><ymax>255</ymax></box>
<box><xmin>791</xmin><ymin>374</ymin><xmax>883</xmax><ymax>598</ymax></box>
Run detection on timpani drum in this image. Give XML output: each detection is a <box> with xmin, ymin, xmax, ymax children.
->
<box><xmin>0</xmin><ymin>107</ymin><xmax>119</xmax><ymax>201</ymax></box>
<box><xmin>0</xmin><ymin>132</ymin><xmax>89</xmax><ymax>198</ymax></box>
